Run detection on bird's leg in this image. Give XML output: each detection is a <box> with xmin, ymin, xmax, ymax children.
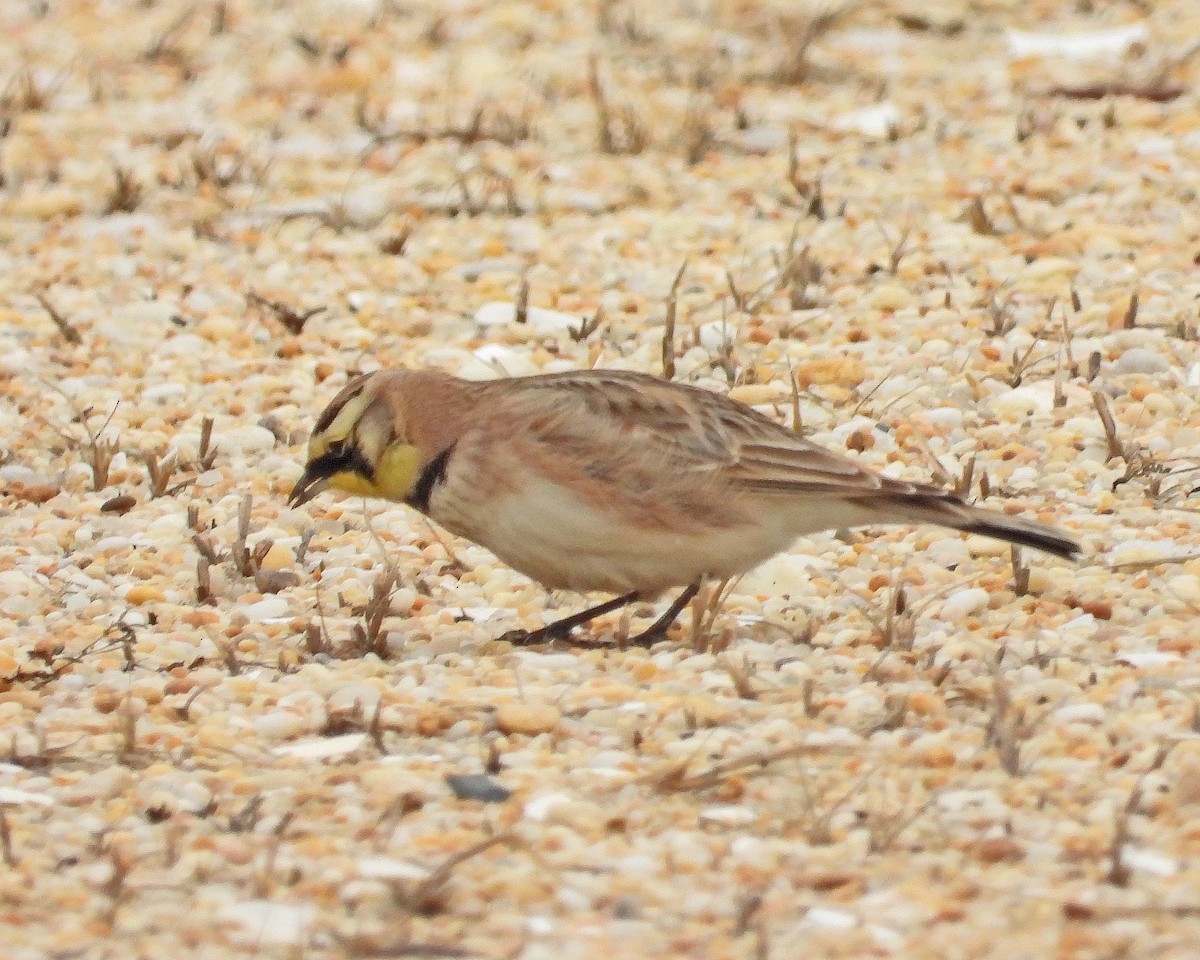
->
<box><xmin>624</xmin><ymin>581</ymin><xmax>701</xmax><ymax>647</ymax></box>
<box><xmin>501</xmin><ymin>591</ymin><xmax>641</xmax><ymax>645</ymax></box>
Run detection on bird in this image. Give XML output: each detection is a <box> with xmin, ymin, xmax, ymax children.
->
<box><xmin>288</xmin><ymin>367</ymin><xmax>1081</xmax><ymax>646</ymax></box>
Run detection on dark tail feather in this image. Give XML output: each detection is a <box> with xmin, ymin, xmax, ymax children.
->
<box><xmin>866</xmin><ymin>493</ymin><xmax>1081</xmax><ymax>560</ymax></box>
<box><xmin>957</xmin><ymin>514</ymin><xmax>1081</xmax><ymax>560</ymax></box>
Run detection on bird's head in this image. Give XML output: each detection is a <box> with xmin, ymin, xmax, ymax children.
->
<box><xmin>287</xmin><ymin>371</ymin><xmax>424</xmax><ymax>508</ymax></box>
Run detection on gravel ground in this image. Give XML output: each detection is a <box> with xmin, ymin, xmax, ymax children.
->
<box><xmin>3</xmin><ymin>1</ymin><xmax>1200</xmax><ymax>957</ymax></box>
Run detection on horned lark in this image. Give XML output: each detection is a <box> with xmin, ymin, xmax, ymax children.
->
<box><xmin>289</xmin><ymin>368</ymin><xmax>1080</xmax><ymax>645</ymax></box>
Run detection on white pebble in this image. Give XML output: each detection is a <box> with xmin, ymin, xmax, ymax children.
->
<box><xmin>142</xmin><ymin>383</ymin><xmax>188</xmax><ymax>402</ymax></box>
<box><xmin>100</xmin><ymin>301</ymin><xmax>180</xmax><ymax>344</ymax></box>
<box><xmin>473</xmin><ymin>301</ymin><xmax>581</xmax><ymax>334</ymax></box>
<box><xmin>1113</xmin><ymin>348</ymin><xmax>1168</xmax><ymax>376</ymax></box>
<box><xmin>273</xmin><ymin>733</ymin><xmax>366</xmax><ymax>759</ymax></box>
<box><xmin>357</xmin><ymin>857</ymin><xmax>429</xmax><ymax>880</ymax></box>
<box><xmin>939</xmin><ymin>587</ymin><xmax>990</xmax><ymax>621</ymax></box>
<box><xmin>990</xmin><ymin>383</ymin><xmax>1055</xmax><ymax>421</ymax></box>
<box><xmin>925</xmin><ymin>407</ymin><xmax>964</xmax><ymax>429</ymax></box>
<box><xmin>924</xmin><ymin>537</ymin><xmax>972</xmax><ymax>568</ymax></box>
<box><xmin>1006</xmin><ymin>23</ymin><xmax>1147</xmax><ymax>60</ymax></box>
<box><xmin>338</xmin><ymin>185</ymin><xmax>391</xmax><ymax>228</ymax></box>
<box><xmin>254</xmin><ymin>711</ymin><xmax>309</xmax><ymax>740</ymax></box>
<box><xmin>0</xmin><ymin>347</ymin><xmax>34</xmax><ymax>376</ymax></box>
<box><xmin>240</xmin><ymin>596</ymin><xmax>290</xmax><ymax>621</ymax></box>
<box><xmin>219</xmin><ymin>425</ymin><xmax>278</xmax><ymax>454</ymax></box>
<box><xmin>805</xmin><ymin>906</ymin><xmax>857</xmax><ymax>930</ymax></box>
<box><xmin>523</xmin><ymin>792</ymin><xmax>573</xmax><ymax>821</ymax></box>
<box><xmin>1115</xmin><ymin>651</ymin><xmax>1181</xmax><ymax>668</ymax></box>
<box><xmin>1052</xmin><ymin>703</ymin><xmax>1106</xmax><ymax>725</ymax></box>
<box><xmin>1108</xmin><ymin>539</ymin><xmax>1179</xmax><ymax>566</ymax></box>
<box><xmin>1119</xmin><ymin>847</ymin><xmax>1179</xmax><ymax>877</ymax></box>
<box><xmin>0</xmin><ymin>786</ymin><xmax>55</xmax><ymax>806</ymax></box>
<box><xmin>699</xmin><ymin>805</ymin><xmax>756</xmax><ymax>825</ymax></box>
<box><xmin>831</xmin><ymin>102</ymin><xmax>899</xmax><ymax>138</ymax></box>
<box><xmin>221</xmin><ymin>900</ymin><xmax>316</xmax><ymax>946</ymax></box>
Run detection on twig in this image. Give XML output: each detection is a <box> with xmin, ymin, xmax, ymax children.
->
<box><xmin>662</xmin><ymin>260</ymin><xmax>687</xmax><ymax>380</ymax></box>
<box><xmin>34</xmin><ymin>292</ymin><xmax>81</xmax><ymax>344</ymax></box>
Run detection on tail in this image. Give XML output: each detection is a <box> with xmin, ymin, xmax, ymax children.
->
<box><xmin>860</xmin><ymin>492</ymin><xmax>1081</xmax><ymax>560</ymax></box>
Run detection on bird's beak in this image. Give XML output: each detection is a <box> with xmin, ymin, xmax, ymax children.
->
<box><xmin>287</xmin><ymin>466</ymin><xmax>331</xmax><ymax>508</ymax></box>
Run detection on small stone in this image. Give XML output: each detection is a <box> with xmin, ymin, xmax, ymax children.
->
<box><xmin>142</xmin><ymin>383</ymin><xmax>188</xmax><ymax>402</ymax></box>
<box><xmin>864</xmin><ymin>283</ymin><xmax>914</xmax><ymax>311</ymax></box>
<box><xmin>241</xmin><ymin>596</ymin><xmax>289</xmax><ymax>620</ymax></box>
<box><xmin>0</xmin><ymin>787</ymin><xmax>55</xmax><ymax>806</ymax></box>
<box><xmin>496</xmin><ymin>702</ymin><xmax>560</xmax><ymax>735</ymax></box>
<box><xmin>727</xmin><ymin>384</ymin><xmax>784</xmax><ymax>405</ymax></box>
<box><xmin>1113</xmin><ymin>348</ymin><xmax>1168</xmax><ymax>376</ymax></box>
<box><xmin>1006</xmin><ymin>23</ymin><xmax>1147</xmax><ymax>61</ymax></box>
<box><xmin>1078</xmin><ymin>598</ymin><xmax>1113</xmax><ymax>620</ymax></box>
<box><xmin>100</xmin><ymin>301</ymin><xmax>181</xmax><ymax>344</ymax></box>
<box><xmin>357</xmin><ymin>857</ymin><xmax>430</xmax><ymax>880</ymax></box>
<box><xmin>939</xmin><ymin>587</ymin><xmax>989</xmax><ymax>621</ymax></box>
<box><xmin>1053</xmin><ymin>703</ymin><xmax>1106</xmax><ymax>725</ymax></box>
<box><xmin>101</xmin><ymin>494</ymin><xmax>137</xmax><ymax>514</ymax></box>
<box><xmin>1119</xmin><ymin>847</ymin><xmax>1179</xmax><ymax>877</ymax></box>
<box><xmin>699</xmin><ymin>805</ymin><xmax>756</xmax><ymax>825</ymax></box>
<box><xmin>258</xmin><ymin>544</ymin><xmax>294</xmax><ymax>571</ymax></box>
<box><xmin>974</xmin><ymin>837</ymin><xmax>1025</xmax><ymax>863</ymax></box>
<box><xmin>473</xmin><ymin>301</ymin><xmax>580</xmax><ymax>334</ymax></box>
<box><xmin>831</xmin><ymin>102</ymin><xmax>899</xmax><ymax>138</ymax></box>
<box><xmin>337</xmin><ymin>185</ymin><xmax>391</xmax><ymax>228</ymax></box>
<box><xmin>11</xmin><ymin>482</ymin><xmax>59</xmax><ymax>504</ymax></box>
<box><xmin>221</xmin><ymin>900</ymin><xmax>316</xmax><ymax>946</ymax></box>
<box><xmin>125</xmin><ymin>584</ymin><xmax>166</xmax><ymax>604</ymax></box>
<box><xmin>273</xmin><ymin>733</ymin><xmax>366</xmax><ymax>759</ymax></box>
<box><xmin>220</xmin><ymin>425</ymin><xmax>277</xmax><ymax>455</ymax></box>
<box><xmin>5</xmin><ymin>188</ymin><xmax>84</xmax><ymax>219</ymax></box>
<box><xmin>445</xmin><ymin>773</ymin><xmax>513</xmax><ymax>803</ymax></box>
<box><xmin>254</xmin><ymin>569</ymin><xmax>298</xmax><ymax>594</ymax></box>
<box><xmin>454</xmin><ymin>258</ymin><xmax>524</xmax><ymax>280</ymax></box>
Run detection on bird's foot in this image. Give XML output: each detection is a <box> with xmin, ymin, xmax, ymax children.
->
<box><xmin>621</xmin><ymin>623</ymin><xmax>673</xmax><ymax>648</ymax></box>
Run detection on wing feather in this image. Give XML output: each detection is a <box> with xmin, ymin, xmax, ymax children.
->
<box><xmin>479</xmin><ymin>369</ymin><xmax>902</xmax><ymax>498</ymax></box>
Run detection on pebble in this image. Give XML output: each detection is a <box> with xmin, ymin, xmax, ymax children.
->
<box><xmin>1005</xmin><ymin>23</ymin><xmax>1147</xmax><ymax>60</ymax></box>
<box><xmin>445</xmin><ymin>773</ymin><xmax>513</xmax><ymax>803</ymax></box>
<box><xmin>221</xmin><ymin>901</ymin><xmax>316</xmax><ymax>946</ymax></box>
<box><xmin>218</xmin><ymin>425</ymin><xmax>278</xmax><ymax>455</ymax></box>
<box><xmin>938</xmin><ymin>587</ymin><xmax>990</xmax><ymax>621</ymax></box>
<box><xmin>98</xmin><ymin>301</ymin><xmax>180</xmax><ymax>343</ymax></box>
<box><xmin>1113</xmin><ymin>348</ymin><xmax>1169</xmax><ymax>376</ymax></box>
<box><xmin>864</xmin><ymin>283</ymin><xmax>914</xmax><ymax>311</ymax></box>
<box><xmin>239</xmin><ymin>596</ymin><xmax>290</xmax><ymax>620</ymax></box>
<box><xmin>454</xmin><ymin>258</ymin><xmax>524</xmax><ymax>280</ymax></box>
<box><xmin>805</xmin><ymin>907</ymin><xmax>858</xmax><ymax>930</ymax></box>
<box><xmin>258</xmin><ymin>544</ymin><xmax>294</xmax><ymax>571</ymax></box>
<box><xmin>474</xmin><ymin>301</ymin><xmax>581</xmax><ymax>334</ymax></box>
<box><xmin>831</xmin><ymin>102</ymin><xmax>899</xmax><ymax>138</ymax></box>
<box><xmin>698</xmin><ymin>805</ymin><xmax>756</xmax><ymax>825</ymax></box>
<box><xmin>1119</xmin><ymin>847</ymin><xmax>1179</xmax><ymax>878</ymax></box>
<box><xmin>1108</xmin><ymin>540</ymin><xmax>1180</xmax><ymax>566</ymax></box>
<box><xmin>496</xmin><ymin>702</ymin><xmax>560</xmax><ymax>735</ymax></box>
<box><xmin>124</xmin><ymin>585</ymin><xmax>166</xmax><ymax>605</ymax></box>
<box><xmin>0</xmin><ymin>786</ymin><xmax>55</xmax><ymax>806</ymax></box>
<box><xmin>273</xmin><ymin>733</ymin><xmax>366</xmax><ymax>759</ymax></box>
<box><xmin>357</xmin><ymin>857</ymin><xmax>430</xmax><ymax>880</ymax></box>
<box><xmin>1052</xmin><ymin>703</ymin><xmax>1106</xmax><ymax>725</ymax></box>
<box><xmin>990</xmin><ymin>383</ymin><xmax>1056</xmax><ymax>420</ymax></box>
<box><xmin>337</xmin><ymin>185</ymin><xmax>391</xmax><ymax>228</ymax></box>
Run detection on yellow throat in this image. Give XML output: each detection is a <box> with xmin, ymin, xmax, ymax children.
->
<box><xmin>327</xmin><ymin>442</ymin><xmax>423</xmax><ymax>502</ymax></box>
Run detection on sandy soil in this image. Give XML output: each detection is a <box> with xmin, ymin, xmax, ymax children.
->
<box><xmin>3</xmin><ymin>1</ymin><xmax>1200</xmax><ymax>957</ymax></box>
